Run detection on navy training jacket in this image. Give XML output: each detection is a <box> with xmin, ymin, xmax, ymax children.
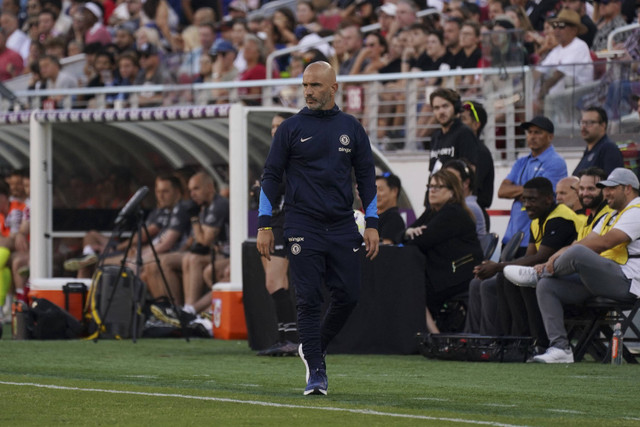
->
<box><xmin>258</xmin><ymin>105</ymin><xmax>378</xmax><ymax>232</ymax></box>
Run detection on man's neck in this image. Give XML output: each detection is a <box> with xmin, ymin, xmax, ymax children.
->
<box><xmin>586</xmin><ymin>134</ymin><xmax>604</xmax><ymax>151</ymax></box>
<box><xmin>448</xmin><ymin>45</ymin><xmax>461</xmax><ymax>55</ymax></box>
<box><xmin>463</xmin><ymin>45</ymin><xmax>477</xmax><ymax>56</ymax></box>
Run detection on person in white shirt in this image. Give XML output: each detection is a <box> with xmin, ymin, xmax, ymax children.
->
<box><xmin>0</xmin><ymin>12</ymin><xmax>29</xmax><ymax>65</ymax></box>
<box><xmin>535</xmin><ymin>9</ymin><xmax>593</xmax><ymax>111</ymax></box>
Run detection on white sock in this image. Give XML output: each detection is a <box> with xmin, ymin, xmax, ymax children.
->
<box><xmin>183</xmin><ymin>304</ymin><xmax>196</xmax><ymax>315</ymax></box>
<box><xmin>82</xmin><ymin>245</ymin><xmax>96</xmax><ymax>256</ymax></box>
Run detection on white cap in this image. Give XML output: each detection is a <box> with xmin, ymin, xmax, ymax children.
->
<box><xmin>84</xmin><ymin>2</ymin><xmax>103</xmax><ymax>20</ymax></box>
<box><xmin>378</xmin><ymin>2</ymin><xmax>397</xmax><ymax>16</ymax></box>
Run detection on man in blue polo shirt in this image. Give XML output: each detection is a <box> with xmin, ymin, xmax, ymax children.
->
<box><xmin>498</xmin><ymin>116</ymin><xmax>567</xmax><ymax>255</ymax></box>
<box><xmin>572</xmin><ymin>106</ymin><xmax>623</xmax><ymax>176</ymax></box>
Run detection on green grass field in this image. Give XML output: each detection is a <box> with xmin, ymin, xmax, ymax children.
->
<box><xmin>1</xmin><ymin>326</ymin><xmax>639</xmax><ymax>426</ymax></box>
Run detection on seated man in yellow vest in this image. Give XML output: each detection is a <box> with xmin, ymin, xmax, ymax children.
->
<box><xmin>575</xmin><ymin>167</ymin><xmax>611</xmax><ymax>241</ymax></box>
<box><xmin>505</xmin><ymin>168</ymin><xmax>640</xmax><ymax>363</ymax></box>
<box><xmin>470</xmin><ymin>177</ymin><xmax>581</xmax><ymax>349</ymax></box>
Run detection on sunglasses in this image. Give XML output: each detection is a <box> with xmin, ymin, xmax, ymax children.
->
<box><xmin>551</xmin><ymin>22</ymin><xmax>571</xmax><ymax>29</ymax></box>
<box><xmin>463</xmin><ymin>101</ymin><xmax>479</xmax><ymax>123</ymax></box>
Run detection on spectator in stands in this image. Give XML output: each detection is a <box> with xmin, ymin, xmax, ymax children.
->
<box><xmin>575</xmin><ymin>167</ymin><xmax>610</xmax><ymax>240</ymax></box>
<box><xmin>444</xmin><ymin>159</ymin><xmax>487</xmax><ymax>237</ymax></box>
<box><xmin>427</xmin><ymin>88</ymin><xmax>479</xmax><ymax>177</ymax></box>
<box><xmin>457</xmin><ymin>20</ymin><xmax>482</xmax><ymax>69</ymax></box>
<box><xmin>296</xmin><ymin>0</ymin><xmax>322</xmax><ymax>34</ymax></box>
<box><xmin>555</xmin><ymin>176</ymin><xmax>584</xmax><ymax>215</ymax></box>
<box><xmin>444</xmin><ymin>17</ymin><xmax>463</xmax><ymax>66</ymax></box>
<box><xmin>592</xmin><ymin>0</ymin><xmax>627</xmax><ymax>51</ymax></box>
<box><xmin>1</xmin><ymin>12</ymin><xmax>29</xmax><ymax>66</ymax></box>
<box><xmin>24</xmin><ymin>0</ymin><xmax>42</xmax><ymax>34</ymax></box>
<box><xmin>561</xmin><ymin>0</ymin><xmax>597</xmax><ymax>47</ymax></box>
<box><xmin>141</xmin><ymin>0</ymin><xmax>179</xmax><ymax>51</ymax></box>
<box><xmin>1</xmin><ymin>0</ymin><xmax>26</xmax><ymax>28</ymax></box>
<box><xmin>83</xmin><ymin>50</ymin><xmax>117</xmax><ymax>108</ymax></box>
<box><xmin>0</xmin><ymin>28</ymin><xmax>24</xmax><ymax>81</ymax></box>
<box><xmin>228</xmin><ymin>0</ymin><xmax>248</xmax><ymax>21</ymax></box>
<box><xmin>65</xmin><ymin>174</ymin><xmax>190</xmax><ymax>278</ymax></box>
<box><xmin>376</xmin><ymin>172</ymin><xmax>406</xmax><ymax>244</ymax></box>
<box><xmin>534</xmin><ymin>10</ymin><xmax>593</xmax><ymax>113</ymax></box>
<box><xmin>572</xmin><ymin>106</ymin><xmax>624</xmax><ymax>175</ymax></box>
<box><xmin>392</xmin><ymin>0</ymin><xmax>418</xmax><ymax>33</ymax></box>
<box><xmin>38</xmin><ymin>54</ymin><xmax>78</xmax><ymax>107</ymax></box>
<box><xmin>488</xmin><ymin>0</ymin><xmax>506</xmax><ymax>22</ymax></box>
<box><xmin>113</xmin><ymin>25</ymin><xmax>137</xmax><ymax>54</ymax></box>
<box><xmin>530</xmin><ymin>19</ymin><xmax>559</xmax><ymax>63</ymax></box>
<box><xmin>37</xmin><ymin>9</ymin><xmax>60</xmax><ymax>43</ymax></box>
<box><xmin>122</xmin><ymin>0</ymin><xmax>143</xmax><ymax>32</ymax></box>
<box><xmin>237</xmin><ymin>33</ymin><xmax>269</xmax><ymax>105</ymax></box>
<box><xmin>512</xmin><ymin>0</ymin><xmax>558</xmax><ymax>31</ymax></box>
<box><xmin>178</xmin><ymin>21</ymin><xmax>216</xmax><ymax>83</ymax></box>
<box><xmin>460</xmin><ymin>100</ymin><xmax>494</xmax><ymax>225</ymax></box>
<box><xmin>230</xmin><ymin>18</ymin><xmax>248</xmax><ymax>73</ymax></box>
<box><xmin>267</xmin><ymin>7</ymin><xmax>297</xmax><ymax>71</ymax></box>
<box><xmin>349</xmin><ymin>31</ymin><xmax>388</xmax><ymax>74</ymax></box>
<box><xmin>208</xmin><ymin>39</ymin><xmax>239</xmax><ymax>104</ymax></box>
<box><xmin>487</xmin><ymin>15</ymin><xmax>529</xmax><ymax>67</ymax></box>
<box><xmin>44</xmin><ymin>36</ymin><xmax>66</xmax><ymax>59</ymax></box>
<box><xmin>43</xmin><ymin>0</ymin><xmax>71</xmax><ymax>36</ymax></box>
<box><xmin>112</xmin><ymin>51</ymin><xmax>140</xmax><ymax>106</ymax></box>
<box><xmin>405</xmin><ymin>169</ymin><xmax>483</xmax><ymax>333</ymax></box>
<box><xmin>134</xmin><ymin>43</ymin><xmax>175</xmax><ymax>106</ymax></box>
<box><xmin>498</xmin><ymin>116</ymin><xmax>567</xmax><ymax>255</ymax></box>
<box><xmin>328</xmin><ymin>30</ymin><xmax>346</xmax><ymax>73</ymax></box>
<box><xmin>180</xmin><ymin>7</ymin><xmax>214</xmax><ymax>52</ymax></box>
<box><xmin>472</xmin><ymin>177</ymin><xmax>579</xmax><ymax>348</ymax></box>
<box><xmin>377</xmin><ymin>2</ymin><xmax>396</xmax><ymax>39</ymax></box>
<box><xmin>509</xmin><ymin>168</ymin><xmax>640</xmax><ymax>363</ymax></box>
<box><xmin>338</xmin><ymin>23</ymin><xmax>363</xmax><ymax>75</ymax></box>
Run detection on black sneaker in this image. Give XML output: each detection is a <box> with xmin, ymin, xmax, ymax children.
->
<box><xmin>256</xmin><ymin>341</ymin><xmax>299</xmax><ymax>357</ymax></box>
<box><xmin>304</xmin><ymin>368</ymin><xmax>328</xmax><ymax>396</ymax></box>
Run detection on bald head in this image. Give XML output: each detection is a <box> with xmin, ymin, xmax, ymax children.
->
<box><xmin>302</xmin><ymin>61</ymin><xmax>337</xmax><ymax>111</ymax></box>
<box><xmin>556</xmin><ymin>176</ymin><xmax>581</xmax><ymax>212</ymax></box>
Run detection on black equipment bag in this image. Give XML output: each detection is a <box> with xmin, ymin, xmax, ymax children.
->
<box><xmin>27</xmin><ymin>297</ymin><xmax>83</xmax><ymax>339</ymax></box>
<box><xmin>85</xmin><ymin>265</ymin><xmax>146</xmax><ymax>339</ymax></box>
<box><xmin>417</xmin><ymin>332</ymin><xmax>535</xmax><ymax>363</ymax></box>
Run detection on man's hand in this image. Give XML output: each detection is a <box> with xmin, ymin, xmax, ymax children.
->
<box><xmin>256</xmin><ymin>229</ymin><xmax>274</xmax><ymax>261</ymax></box>
<box><xmin>364</xmin><ymin>228</ymin><xmax>379</xmax><ymax>260</ymax></box>
<box><xmin>474</xmin><ymin>260</ymin><xmax>501</xmax><ymax>280</ymax></box>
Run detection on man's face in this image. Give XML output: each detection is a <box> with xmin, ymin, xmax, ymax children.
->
<box><xmin>155</xmin><ymin>178</ymin><xmax>179</xmax><ymax>209</ymax></box>
<box><xmin>376</xmin><ymin>178</ymin><xmax>398</xmax><ymax>212</ymax></box>
<box><xmin>199</xmin><ymin>26</ymin><xmax>216</xmax><ymax>50</ymax></box>
<box><xmin>603</xmin><ymin>184</ymin><xmax>628</xmax><ymax>211</ymax></box>
<box><xmin>521</xmin><ymin>188</ymin><xmax>552</xmax><ymax>219</ymax></box>
<box><xmin>188</xmin><ymin>174</ymin><xmax>213</xmax><ymax>206</ymax></box>
<box><xmin>410</xmin><ymin>28</ymin><xmax>427</xmax><ymax>49</ymax></box>
<box><xmin>94</xmin><ymin>55</ymin><xmax>113</xmax><ymax>73</ymax></box>
<box><xmin>7</xmin><ymin>174</ymin><xmax>24</xmax><ymax>198</ymax></box>
<box><xmin>395</xmin><ymin>2</ymin><xmax>415</xmax><ymax>26</ymax></box>
<box><xmin>460</xmin><ymin>109</ymin><xmax>480</xmax><ymax>134</ymax></box>
<box><xmin>556</xmin><ymin>179</ymin><xmax>581</xmax><ymax>211</ymax></box>
<box><xmin>302</xmin><ymin>65</ymin><xmax>336</xmax><ymax>111</ymax></box>
<box><xmin>115</xmin><ymin>29</ymin><xmax>133</xmax><ymax>49</ymax></box>
<box><xmin>340</xmin><ymin>26</ymin><xmax>361</xmax><ymax>54</ymax></box>
<box><xmin>459</xmin><ymin>25</ymin><xmax>478</xmax><ymax>50</ymax></box>
<box><xmin>580</xmin><ymin>111</ymin><xmax>606</xmax><ymax>144</ymax></box>
<box><xmin>426</xmin><ymin>34</ymin><xmax>444</xmax><ymax>58</ymax></box>
<box><xmin>443</xmin><ymin>22</ymin><xmax>460</xmax><ymax>49</ymax></box>
<box><xmin>118</xmin><ymin>58</ymin><xmax>137</xmax><ymax>79</ymax></box>
<box><xmin>578</xmin><ymin>174</ymin><xmax>604</xmax><ymax>209</ymax></box>
<box><xmin>431</xmin><ymin>96</ymin><xmax>456</xmax><ymax>128</ymax></box>
<box><xmin>488</xmin><ymin>2</ymin><xmax>503</xmax><ymax>20</ymax></box>
<box><xmin>554</xmin><ymin>21</ymin><xmax>578</xmax><ymax>46</ymax></box>
<box><xmin>525</xmin><ymin>126</ymin><xmax>553</xmax><ymax>155</ymax></box>
<box><xmin>38</xmin><ymin>13</ymin><xmax>54</xmax><ymax>34</ymax></box>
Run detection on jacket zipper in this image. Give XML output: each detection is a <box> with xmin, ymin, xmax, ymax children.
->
<box><xmin>452</xmin><ymin>254</ymin><xmax>474</xmax><ymax>273</ymax></box>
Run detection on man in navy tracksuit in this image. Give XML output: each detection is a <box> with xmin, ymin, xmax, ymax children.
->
<box><xmin>257</xmin><ymin>61</ymin><xmax>380</xmax><ymax>396</ymax></box>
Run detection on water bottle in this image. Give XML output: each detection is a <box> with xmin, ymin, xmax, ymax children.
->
<box><xmin>611</xmin><ymin>322</ymin><xmax>623</xmax><ymax>365</ymax></box>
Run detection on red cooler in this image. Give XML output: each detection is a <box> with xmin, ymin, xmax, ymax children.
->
<box><xmin>211</xmin><ymin>282</ymin><xmax>247</xmax><ymax>339</ymax></box>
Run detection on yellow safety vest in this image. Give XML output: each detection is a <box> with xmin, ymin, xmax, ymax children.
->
<box><xmin>599</xmin><ymin>203</ymin><xmax>640</xmax><ymax>264</ymax></box>
<box><xmin>530</xmin><ymin>204</ymin><xmax>581</xmax><ymax>250</ymax></box>
<box><xmin>577</xmin><ymin>205</ymin><xmax>613</xmax><ymax>241</ymax></box>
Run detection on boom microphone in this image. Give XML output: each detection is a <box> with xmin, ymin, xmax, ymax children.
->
<box><xmin>114</xmin><ymin>186</ymin><xmax>149</xmax><ymax>226</ymax></box>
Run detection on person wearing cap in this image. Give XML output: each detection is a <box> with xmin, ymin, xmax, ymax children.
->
<box><xmin>535</xmin><ymin>9</ymin><xmax>592</xmax><ymax>110</ymax></box>
<box><xmin>572</xmin><ymin>106</ymin><xmax>624</xmax><ymax>176</ymax></box>
<box><xmin>561</xmin><ymin>0</ymin><xmax>597</xmax><ymax>47</ymax></box>
<box><xmin>377</xmin><ymin>2</ymin><xmax>396</xmax><ymax>39</ymax></box>
<box><xmin>83</xmin><ymin>2</ymin><xmax>111</xmax><ymax>45</ymax></box>
<box><xmin>592</xmin><ymin>0</ymin><xmax>627</xmax><ymax>52</ymax></box>
<box><xmin>133</xmin><ymin>43</ymin><xmax>176</xmax><ymax>106</ymax></box>
<box><xmin>499</xmin><ymin>116</ymin><xmax>567</xmax><ymax>254</ymax></box>
<box><xmin>504</xmin><ymin>167</ymin><xmax>640</xmax><ymax>363</ymax></box>
<box><xmin>210</xmin><ymin>39</ymin><xmax>239</xmax><ymax>103</ymax></box>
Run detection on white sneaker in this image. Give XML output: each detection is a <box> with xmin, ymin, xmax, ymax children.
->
<box><xmin>504</xmin><ymin>265</ymin><xmax>539</xmax><ymax>287</ymax></box>
<box><xmin>532</xmin><ymin>346</ymin><xmax>574</xmax><ymax>364</ymax></box>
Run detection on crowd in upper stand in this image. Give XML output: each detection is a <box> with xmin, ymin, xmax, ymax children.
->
<box><xmin>0</xmin><ymin>0</ymin><xmax>637</xmax><ymax>109</ymax></box>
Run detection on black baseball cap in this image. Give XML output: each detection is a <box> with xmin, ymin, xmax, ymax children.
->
<box><xmin>521</xmin><ymin>116</ymin><xmax>554</xmax><ymax>134</ymax></box>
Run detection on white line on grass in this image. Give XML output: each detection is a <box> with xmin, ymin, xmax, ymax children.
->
<box><xmin>0</xmin><ymin>381</ymin><xmax>528</xmax><ymax>427</ymax></box>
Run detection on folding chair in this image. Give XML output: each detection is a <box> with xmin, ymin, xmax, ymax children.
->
<box><xmin>571</xmin><ymin>296</ymin><xmax>640</xmax><ymax>363</ymax></box>
<box><xmin>479</xmin><ymin>232</ymin><xmax>499</xmax><ymax>261</ymax></box>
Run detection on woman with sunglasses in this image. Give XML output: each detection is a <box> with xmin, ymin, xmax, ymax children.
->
<box><xmin>404</xmin><ymin>169</ymin><xmax>483</xmax><ymax>333</ymax></box>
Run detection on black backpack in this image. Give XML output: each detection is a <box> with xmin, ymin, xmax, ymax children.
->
<box><xmin>27</xmin><ymin>297</ymin><xmax>83</xmax><ymax>339</ymax></box>
<box><xmin>85</xmin><ymin>265</ymin><xmax>146</xmax><ymax>340</ymax></box>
